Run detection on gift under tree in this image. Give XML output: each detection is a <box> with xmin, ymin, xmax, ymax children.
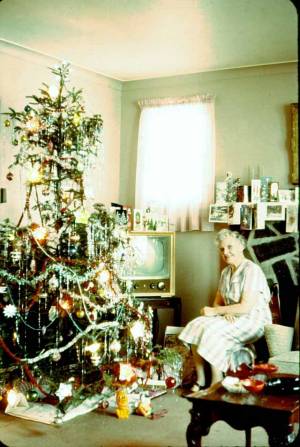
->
<box><xmin>0</xmin><ymin>63</ymin><xmax>153</xmax><ymax>417</ymax></box>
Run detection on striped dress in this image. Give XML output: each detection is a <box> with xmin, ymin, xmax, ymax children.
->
<box><xmin>178</xmin><ymin>259</ymin><xmax>272</xmax><ymax>372</ymax></box>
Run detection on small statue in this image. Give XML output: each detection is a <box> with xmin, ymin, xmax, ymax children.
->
<box><xmin>115</xmin><ymin>387</ymin><xmax>130</xmax><ymax>419</ymax></box>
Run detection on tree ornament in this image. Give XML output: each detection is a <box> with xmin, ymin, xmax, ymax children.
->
<box><xmin>75</xmin><ymin>309</ymin><xmax>85</xmax><ymax>319</ymax></box>
<box><xmin>52</xmin><ymin>350</ymin><xmax>61</xmax><ymax>362</ymax></box>
<box><xmin>26</xmin><ymin>389</ymin><xmax>39</xmax><ymax>402</ymax></box>
<box><xmin>165</xmin><ymin>376</ymin><xmax>176</xmax><ymax>389</ymax></box>
<box><xmin>24</xmin><ymin>105</ymin><xmax>31</xmax><ymax>113</ymax></box>
<box><xmin>3</xmin><ymin>304</ymin><xmax>18</xmax><ymax>318</ymax></box>
<box><xmin>48</xmin><ymin>274</ymin><xmax>59</xmax><ymax>291</ymax></box>
<box><xmin>6</xmin><ymin>172</ymin><xmax>14</xmax><ymax>181</ymax></box>
<box><xmin>4</xmin><ymin>119</ymin><xmax>11</xmax><ymax>127</ymax></box>
<box><xmin>20</xmin><ymin>135</ymin><xmax>28</xmax><ymax>142</ymax></box>
<box><xmin>12</xmin><ymin>138</ymin><xmax>18</xmax><ymax>146</ymax></box>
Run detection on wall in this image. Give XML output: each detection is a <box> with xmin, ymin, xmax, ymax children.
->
<box><xmin>120</xmin><ymin>63</ymin><xmax>298</xmax><ymax>325</ymax></box>
<box><xmin>0</xmin><ymin>40</ymin><xmax>122</xmax><ymax>224</ymax></box>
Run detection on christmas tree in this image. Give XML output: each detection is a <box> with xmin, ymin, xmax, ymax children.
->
<box><xmin>0</xmin><ymin>63</ymin><xmax>154</xmax><ymax>417</ymax></box>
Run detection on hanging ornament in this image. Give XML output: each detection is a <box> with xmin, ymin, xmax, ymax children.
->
<box><xmin>6</xmin><ymin>172</ymin><xmax>14</xmax><ymax>181</ymax></box>
<box><xmin>165</xmin><ymin>376</ymin><xmax>177</xmax><ymax>389</ymax></box>
<box><xmin>75</xmin><ymin>309</ymin><xmax>85</xmax><ymax>319</ymax></box>
<box><xmin>59</xmin><ymin>293</ymin><xmax>73</xmax><ymax>312</ymax></box>
<box><xmin>24</xmin><ymin>105</ymin><xmax>31</xmax><ymax>113</ymax></box>
<box><xmin>30</xmin><ymin>258</ymin><xmax>37</xmax><ymax>272</ymax></box>
<box><xmin>48</xmin><ymin>306</ymin><xmax>58</xmax><ymax>321</ymax></box>
<box><xmin>110</xmin><ymin>339</ymin><xmax>121</xmax><ymax>355</ymax></box>
<box><xmin>48</xmin><ymin>274</ymin><xmax>59</xmax><ymax>291</ymax></box>
<box><xmin>52</xmin><ymin>350</ymin><xmax>61</xmax><ymax>362</ymax></box>
<box><xmin>4</xmin><ymin>119</ymin><xmax>11</xmax><ymax>127</ymax></box>
<box><xmin>12</xmin><ymin>138</ymin><xmax>18</xmax><ymax>146</ymax></box>
<box><xmin>11</xmin><ymin>250</ymin><xmax>21</xmax><ymax>263</ymax></box>
<box><xmin>3</xmin><ymin>304</ymin><xmax>18</xmax><ymax>318</ymax></box>
<box><xmin>20</xmin><ymin>135</ymin><xmax>28</xmax><ymax>143</ymax></box>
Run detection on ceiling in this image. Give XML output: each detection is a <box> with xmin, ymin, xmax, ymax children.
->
<box><xmin>0</xmin><ymin>0</ymin><xmax>297</xmax><ymax>81</ymax></box>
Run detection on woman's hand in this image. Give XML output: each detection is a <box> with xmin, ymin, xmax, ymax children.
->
<box><xmin>223</xmin><ymin>314</ymin><xmax>236</xmax><ymax>323</ymax></box>
<box><xmin>200</xmin><ymin>306</ymin><xmax>216</xmax><ymax>317</ymax></box>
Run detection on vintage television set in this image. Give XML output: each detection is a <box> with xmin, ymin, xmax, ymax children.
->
<box><xmin>122</xmin><ymin>231</ymin><xmax>175</xmax><ymax>297</ymax></box>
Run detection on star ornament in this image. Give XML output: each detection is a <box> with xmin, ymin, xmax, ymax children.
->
<box><xmin>3</xmin><ymin>304</ymin><xmax>18</xmax><ymax>318</ymax></box>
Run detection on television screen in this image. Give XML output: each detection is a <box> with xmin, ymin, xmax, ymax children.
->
<box><xmin>122</xmin><ymin>232</ymin><xmax>175</xmax><ymax>296</ymax></box>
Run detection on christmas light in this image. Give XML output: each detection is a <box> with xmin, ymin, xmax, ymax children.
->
<box><xmin>98</xmin><ymin>269</ymin><xmax>110</xmax><ymax>284</ymax></box>
<box><xmin>130</xmin><ymin>321</ymin><xmax>145</xmax><ymax>340</ymax></box>
<box><xmin>26</xmin><ymin>167</ymin><xmax>42</xmax><ymax>184</ymax></box>
<box><xmin>32</xmin><ymin>226</ymin><xmax>48</xmax><ymax>242</ymax></box>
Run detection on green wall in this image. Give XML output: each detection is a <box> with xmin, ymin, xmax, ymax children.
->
<box><xmin>120</xmin><ymin>63</ymin><xmax>298</xmax><ymax>324</ymax></box>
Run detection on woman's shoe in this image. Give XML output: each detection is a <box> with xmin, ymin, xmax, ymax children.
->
<box><xmin>190</xmin><ymin>382</ymin><xmax>206</xmax><ymax>392</ymax></box>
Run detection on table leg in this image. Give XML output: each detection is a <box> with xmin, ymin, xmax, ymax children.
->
<box><xmin>186</xmin><ymin>405</ymin><xmax>211</xmax><ymax>447</ymax></box>
<box><xmin>267</xmin><ymin>422</ymin><xmax>299</xmax><ymax>447</ymax></box>
<box><xmin>245</xmin><ymin>428</ymin><xmax>251</xmax><ymax>447</ymax></box>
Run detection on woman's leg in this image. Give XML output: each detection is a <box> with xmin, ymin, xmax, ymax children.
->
<box><xmin>191</xmin><ymin>345</ymin><xmax>206</xmax><ymax>387</ymax></box>
<box><xmin>210</xmin><ymin>365</ymin><xmax>223</xmax><ymax>385</ymax></box>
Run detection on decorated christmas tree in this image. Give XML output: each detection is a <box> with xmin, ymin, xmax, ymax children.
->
<box><xmin>0</xmin><ymin>63</ymin><xmax>155</xmax><ymax>419</ymax></box>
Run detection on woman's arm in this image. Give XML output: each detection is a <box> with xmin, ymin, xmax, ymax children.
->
<box><xmin>212</xmin><ymin>290</ymin><xmax>225</xmax><ymax>307</ymax></box>
<box><xmin>203</xmin><ymin>291</ymin><xmax>257</xmax><ymax>316</ymax></box>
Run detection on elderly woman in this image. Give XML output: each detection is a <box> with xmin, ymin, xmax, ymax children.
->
<box><xmin>179</xmin><ymin>229</ymin><xmax>272</xmax><ymax>391</ymax></box>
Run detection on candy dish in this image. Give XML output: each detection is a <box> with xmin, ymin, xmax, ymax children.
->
<box><xmin>252</xmin><ymin>363</ymin><xmax>278</xmax><ymax>374</ymax></box>
<box><xmin>241</xmin><ymin>378</ymin><xmax>265</xmax><ymax>393</ymax></box>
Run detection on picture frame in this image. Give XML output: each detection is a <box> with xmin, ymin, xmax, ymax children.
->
<box><xmin>240</xmin><ymin>204</ymin><xmax>253</xmax><ymax>230</ymax></box>
<box><xmin>290</xmin><ymin>103</ymin><xmax>298</xmax><ymax>185</ymax></box>
<box><xmin>286</xmin><ymin>204</ymin><xmax>298</xmax><ymax>233</ymax></box>
<box><xmin>278</xmin><ymin>189</ymin><xmax>295</xmax><ymax>203</ymax></box>
<box><xmin>265</xmin><ymin>203</ymin><xmax>285</xmax><ymax>221</ymax></box>
<box><xmin>209</xmin><ymin>204</ymin><xmax>228</xmax><ymax>223</ymax></box>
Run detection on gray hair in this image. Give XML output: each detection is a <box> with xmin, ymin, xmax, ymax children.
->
<box><xmin>215</xmin><ymin>229</ymin><xmax>247</xmax><ymax>248</ymax></box>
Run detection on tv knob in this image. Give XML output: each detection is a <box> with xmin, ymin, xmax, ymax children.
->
<box><xmin>150</xmin><ymin>283</ymin><xmax>157</xmax><ymax>289</ymax></box>
<box><xmin>133</xmin><ymin>283</ymin><xmax>139</xmax><ymax>290</ymax></box>
<box><xmin>157</xmin><ymin>281</ymin><xmax>165</xmax><ymax>290</ymax></box>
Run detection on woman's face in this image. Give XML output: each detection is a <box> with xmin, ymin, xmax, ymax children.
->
<box><xmin>219</xmin><ymin>236</ymin><xmax>245</xmax><ymax>267</ymax></box>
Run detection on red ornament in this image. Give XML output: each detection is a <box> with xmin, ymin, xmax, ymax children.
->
<box><xmin>165</xmin><ymin>376</ymin><xmax>176</xmax><ymax>389</ymax></box>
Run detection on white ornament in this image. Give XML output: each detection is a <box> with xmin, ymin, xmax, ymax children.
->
<box><xmin>55</xmin><ymin>383</ymin><xmax>72</xmax><ymax>401</ymax></box>
<box><xmin>3</xmin><ymin>304</ymin><xmax>17</xmax><ymax>318</ymax></box>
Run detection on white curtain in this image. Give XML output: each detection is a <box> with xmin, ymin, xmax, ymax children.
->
<box><xmin>135</xmin><ymin>95</ymin><xmax>216</xmax><ymax>231</ymax></box>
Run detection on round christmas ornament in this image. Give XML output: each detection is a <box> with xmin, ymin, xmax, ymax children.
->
<box><xmin>165</xmin><ymin>376</ymin><xmax>176</xmax><ymax>389</ymax></box>
<box><xmin>26</xmin><ymin>389</ymin><xmax>39</xmax><ymax>402</ymax></box>
<box><xmin>4</xmin><ymin>119</ymin><xmax>11</xmax><ymax>127</ymax></box>
<box><xmin>6</xmin><ymin>172</ymin><xmax>14</xmax><ymax>181</ymax></box>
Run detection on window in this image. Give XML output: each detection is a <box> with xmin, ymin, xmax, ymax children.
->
<box><xmin>135</xmin><ymin>95</ymin><xmax>216</xmax><ymax>231</ymax></box>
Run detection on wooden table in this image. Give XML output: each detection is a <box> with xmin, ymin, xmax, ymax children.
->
<box><xmin>185</xmin><ymin>376</ymin><xmax>299</xmax><ymax>447</ymax></box>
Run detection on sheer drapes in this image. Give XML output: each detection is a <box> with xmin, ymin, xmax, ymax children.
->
<box><xmin>135</xmin><ymin>95</ymin><xmax>216</xmax><ymax>231</ymax></box>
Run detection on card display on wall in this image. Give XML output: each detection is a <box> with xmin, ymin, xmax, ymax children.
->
<box><xmin>209</xmin><ymin>205</ymin><xmax>229</xmax><ymax>223</ymax></box>
<box><xmin>265</xmin><ymin>203</ymin><xmax>285</xmax><ymax>221</ymax></box>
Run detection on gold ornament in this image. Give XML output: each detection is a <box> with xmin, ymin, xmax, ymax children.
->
<box><xmin>65</xmin><ymin>139</ymin><xmax>72</xmax><ymax>148</ymax></box>
<box><xmin>76</xmin><ymin>309</ymin><xmax>85</xmax><ymax>319</ymax></box>
<box><xmin>4</xmin><ymin>119</ymin><xmax>11</xmax><ymax>127</ymax></box>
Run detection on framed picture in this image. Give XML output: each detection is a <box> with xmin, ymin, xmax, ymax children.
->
<box><xmin>240</xmin><ymin>204</ymin><xmax>253</xmax><ymax>230</ymax></box>
<box><xmin>290</xmin><ymin>103</ymin><xmax>298</xmax><ymax>184</ymax></box>
<box><xmin>278</xmin><ymin>189</ymin><xmax>295</xmax><ymax>203</ymax></box>
<box><xmin>209</xmin><ymin>205</ymin><xmax>228</xmax><ymax>223</ymax></box>
<box><xmin>265</xmin><ymin>203</ymin><xmax>285</xmax><ymax>221</ymax></box>
<box><xmin>286</xmin><ymin>204</ymin><xmax>298</xmax><ymax>233</ymax></box>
